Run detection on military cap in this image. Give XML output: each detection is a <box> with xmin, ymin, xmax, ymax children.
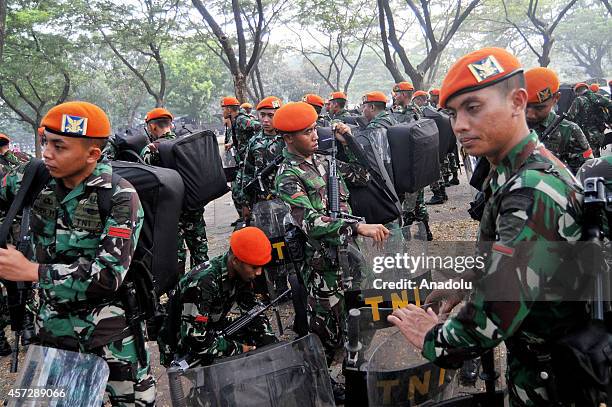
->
<box><xmin>221</xmin><ymin>97</ymin><xmax>240</xmax><ymax>107</ymax></box>
<box><xmin>574</xmin><ymin>82</ymin><xmax>588</xmax><ymax>92</ymax></box>
<box><xmin>0</xmin><ymin>134</ymin><xmax>9</xmax><ymax>143</ymax></box>
<box><xmin>362</xmin><ymin>91</ymin><xmax>387</xmax><ymax>104</ymax></box>
<box><xmin>145</xmin><ymin>107</ymin><xmax>173</xmax><ymax>123</ymax></box>
<box><xmin>329</xmin><ymin>91</ymin><xmax>347</xmax><ymax>101</ymax></box>
<box><xmin>273</xmin><ymin>102</ymin><xmax>318</xmax><ymax>133</ymax></box>
<box><xmin>303</xmin><ymin>94</ymin><xmax>325</xmax><ymax>108</ymax></box>
<box><xmin>429</xmin><ymin>89</ymin><xmax>440</xmax><ymax>96</ymax></box>
<box><xmin>393</xmin><ymin>82</ymin><xmax>415</xmax><ymax>92</ymax></box>
<box><xmin>41</xmin><ymin>101</ymin><xmax>111</xmax><ymax>138</ymax></box>
<box><xmin>230</xmin><ymin>226</ymin><xmax>272</xmax><ymax>266</ymax></box>
<box><xmin>413</xmin><ymin>90</ymin><xmax>428</xmax><ymax>99</ymax></box>
<box><xmin>240</xmin><ymin>102</ymin><xmax>253</xmax><ymax>109</ymax></box>
<box><xmin>439</xmin><ymin>47</ymin><xmax>523</xmax><ymax>108</ymax></box>
<box><xmin>525</xmin><ymin>67</ymin><xmax>560</xmax><ymax>104</ymax></box>
<box><xmin>589</xmin><ymin>83</ymin><xmax>600</xmax><ymax>92</ymax></box>
<box><xmin>256</xmin><ymin>96</ymin><xmax>282</xmax><ymax>110</ymax></box>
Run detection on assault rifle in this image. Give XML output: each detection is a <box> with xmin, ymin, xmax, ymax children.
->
<box><xmin>538</xmin><ymin>112</ymin><xmax>567</xmax><ymax>144</ymax></box>
<box><xmin>328</xmin><ymin>125</ymin><xmax>364</xmax><ymax>290</ymax></box>
<box><xmin>243</xmin><ymin>155</ymin><xmax>284</xmax><ymax>198</ymax></box>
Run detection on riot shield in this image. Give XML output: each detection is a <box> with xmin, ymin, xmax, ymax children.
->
<box><xmin>222</xmin><ymin>148</ymin><xmax>239</xmax><ymax>182</ymax></box>
<box><xmin>167</xmin><ymin>334</ymin><xmax>334</xmax><ymax>407</ymax></box>
<box><xmin>7</xmin><ymin>345</ymin><xmax>109</xmax><ymax>407</ymax></box>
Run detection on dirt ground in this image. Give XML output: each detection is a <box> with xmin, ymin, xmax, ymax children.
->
<box><xmin>0</xmin><ymin>169</ymin><xmax>508</xmax><ymax>406</ymax></box>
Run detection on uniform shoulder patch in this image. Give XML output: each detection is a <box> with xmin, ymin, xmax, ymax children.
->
<box><xmin>108</xmin><ymin>226</ymin><xmax>131</xmax><ymax>239</ymax></box>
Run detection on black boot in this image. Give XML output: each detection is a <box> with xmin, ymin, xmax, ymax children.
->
<box><xmin>443</xmin><ymin>176</ymin><xmax>452</xmax><ymax>187</ymax></box>
<box><xmin>423</xmin><ymin>221</ymin><xmax>433</xmax><ymax>241</ymax></box>
<box><xmin>330</xmin><ymin>377</ymin><xmax>346</xmax><ymax>405</ymax></box>
<box><xmin>449</xmin><ymin>173</ymin><xmax>460</xmax><ymax>185</ymax></box>
<box><xmin>426</xmin><ymin>191</ymin><xmax>446</xmax><ymax>205</ymax></box>
<box><xmin>21</xmin><ymin>311</ymin><xmax>37</xmax><ymax>346</ymax></box>
<box><xmin>0</xmin><ymin>329</ymin><xmax>11</xmax><ymax>356</ymax></box>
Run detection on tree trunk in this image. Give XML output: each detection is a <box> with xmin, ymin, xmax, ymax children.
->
<box><xmin>33</xmin><ymin>123</ymin><xmax>41</xmax><ymax>158</ymax></box>
<box><xmin>0</xmin><ymin>0</ymin><xmax>6</xmax><ymax>62</ymax></box>
<box><xmin>234</xmin><ymin>73</ymin><xmax>248</xmax><ymax>103</ymax></box>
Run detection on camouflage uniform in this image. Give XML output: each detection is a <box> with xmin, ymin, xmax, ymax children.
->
<box><xmin>0</xmin><ymin>159</ymin><xmax>155</xmax><ymax>406</ymax></box>
<box><xmin>568</xmin><ymin>90</ymin><xmax>612</xmax><ymax>157</ymax></box>
<box><xmin>529</xmin><ymin>111</ymin><xmax>592</xmax><ymax>174</ymax></box>
<box><xmin>390</xmin><ymin>103</ymin><xmax>421</xmax><ymax>122</ymax></box>
<box><xmin>241</xmin><ymin>131</ymin><xmax>286</xmax><ymax>206</ymax></box>
<box><xmin>422</xmin><ymin>132</ymin><xmax>589</xmax><ymax>406</ymax></box>
<box><xmin>176</xmin><ymin>253</ymin><xmax>276</xmax><ymax>365</ymax></box>
<box><xmin>141</xmin><ymin>132</ymin><xmax>209</xmax><ymax>268</ymax></box>
<box><xmin>329</xmin><ymin>109</ymin><xmax>352</xmax><ymax>122</ymax></box>
<box><xmin>275</xmin><ymin>146</ymin><xmax>368</xmax><ymax>360</ymax></box>
<box><xmin>226</xmin><ymin>111</ymin><xmax>261</xmax><ymax>216</ymax></box>
<box><xmin>365</xmin><ymin>110</ymin><xmax>395</xmax><ymax>130</ymax></box>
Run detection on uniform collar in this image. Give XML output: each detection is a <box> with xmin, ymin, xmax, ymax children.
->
<box><xmin>491</xmin><ymin>131</ymin><xmax>539</xmax><ymax>191</ymax></box>
<box><xmin>282</xmin><ymin>148</ymin><xmax>308</xmax><ymax>165</ymax></box>
<box><xmin>85</xmin><ymin>159</ymin><xmax>113</xmax><ymax>189</ymax></box>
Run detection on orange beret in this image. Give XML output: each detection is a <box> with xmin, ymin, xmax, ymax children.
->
<box><xmin>525</xmin><ymin>67</ymin><xmax>560</xmax><ymax>104</ymax></box>
<box><xmin>589</xmin><ymin>83</ymin><xmax>600</xmax><ymax>92</ymax></box>
<box><xmin>273</xmin><ymin>102</ymin><xmax>318</xmax><ymax>133</ymax></box>
<box><xmin>221</xmin><ymin>96</ymin><xmax>240</xmax><ymax>107</ymax></box>
<box><xmin>230</xmin><ymin>226</ymin><xmax>271</xmax><ymax>266</ymax></box>
<box><xmin>362</xmin><ymin>91</ymin><xmax>387</xmax><ymax>104</ymax></box>
<box><xmin>145</xmin><ymin>108</ymin><xmax>173</xmax><ymax>123</ymax></box>
<box><xmin>41</xmin><ymin>101</ymin><xmax>111</xmax><ymax>139</ymax></box>
<box><xmin>329</xmin><ymin>91</ymin><xmax>347</xmax><ymax>101</ymax></box>
<box><xmin>240</xmin><ymin>102</ymin><xmax>253</xmax><ymax>109</ymax></box>
<box><xmin>256</xmin><ymin>96</ymin><xmax>282</xmax><ymax>110</ymax></box>
<box><xmin>413</xmin><ymin>90</ymin><xmax>428</xmax><ymax>99</ymax></box>
<box><xmin>429</xmin><ymin>89</ymin><xmax>440</xmax><ymax>96</ymax></box>
<box><xmin>574</xmin><ymin>82</ymin><xmax>588</xmax><ymax>92</ymax></box>
<box><xmin>439</xmin><ymin>47</ymin><xmax>523</xmax><ymax>108</ymax></box>
<box><xmin>303</xmin><ymin>94</ymin><xmax>325</xmax><ymax>108</ymax></box>
<box><xmin>393</xmin><ymin>82</ymin><xmax>415</xmax><ymax>92</ymax></box>
<box><xmin>0</xmin><ymin>134</ymin><xmax>9</xmax><ymax>143</ymax></box>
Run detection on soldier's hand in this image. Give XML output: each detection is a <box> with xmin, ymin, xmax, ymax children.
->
<box><xmin>223</xmin><ymin>118</ymin><xmax>232</xmax><ymax>127</ymax></box>
<box><xmin>242</xmin><ymin>344</ymin><xmax>256</xmax><ymax>353</ymax></box>
<box><xmin>0</xmin><ymin>245</ymin><xmax>39</xmax><ymax>282</ymax></box>
<box><xmin>333</xmin><ymin>122</ymin><xmax>352</xmax><ymax>145</ymax></box>
<box><xmin>356</xmin><ymin>224</ymin><xmax>390</xmax><ymax>241</ymax></box>
<box><xmin>387</xmin><ymin>304</ymin><xmax>438</xmax><ymax>350</ymax></box>
<box><xmin>224</xmin><ymin>142</ymin><xmax>233</xmax><ymax>151</ymax></box>
<box><xmin>425</xmin><ymin>289</ymin><xmax>465</xmax><ymax>320</ymax></box>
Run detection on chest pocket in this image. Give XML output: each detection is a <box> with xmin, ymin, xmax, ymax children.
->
<box><xmin>67</xmin><ymin>192</ymin><xmax>104</xmax><ymax>250</ymax></box>
<box><xmin>31</xmin><ymin>190</ymin><xmax>58</xmax><ymax>240</ymax></box>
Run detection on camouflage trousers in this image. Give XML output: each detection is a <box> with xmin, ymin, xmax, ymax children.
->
<box><xmin>177</xmin><ymin>208</ymin><xmax>209</xmax><ymax>269</ymax></box>
<box><xmin>306</xmin><ymin>266</ymin><xmax>346</xmax><ymax>363</ymax></box>
<box><xmin>430</xmin><ymin>154</ymin><xmax>455</xmax><ymax>193</ymax></box>
<box><xmin>402</xmin><ymin>189</ymin><xmax>429</xmax><ymax>224</ymax></box>
<box><xmin>506</xmin><ymin>355</ymin><xmax>554</xmax><ymax>406</ymax></box>
<box><xmin>92</xmin><ymin>335</ymin><xmax>156</xmax><ymax>407</ymax></box>
<box><xmin>584</xmin><ymin>128</ymin><xmax>604</xmax><ymax>157</ymax></box>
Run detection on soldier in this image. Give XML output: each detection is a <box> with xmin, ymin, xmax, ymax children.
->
<box><xmin>222</xmin><ymin>97</ymin><xmax>262</xmax><ymax>224</ymax></box>
<box><xmin>525</xmin><ymin>67</ymin><xmax>593</xmax><ymax>174</ymax></box>
<box><xmin>429</xmin><ymin>89</ymin><xmax>440</xmax><ymax>108</ymax></box>
<box><xmin>389</xmin><ymin>47</ymin><xmax>592</xmax><ymax>406</ymax></box>
<box><xmin>327</xmin><ymin>91</ymin><xmax>352</xmax><ymax>121</ymax></box>
<box><xmin>391</xmin><ymin>82</ymin><xmax>421</xmax><ymax>120</ymax></box>
<box><xmin>140</xmin><ymin>108</ymin><xmax>209</xmax><ymax>270</ymax></box>
<box><xmin>568</xmin><ymin>82</ymin><xmax>612</xmax><ymax>157</ymax></box>
<box><xmin>174</xmin><ymin>227</ymin><xmax>276</xmax><ymax>366</ymax></box>
<box><xmin>240</xmin><ymin>96</ymin><xmax>284</xmax><ymax>215</ymax></box>
<box><xmin>411</xmin><ymin>90</ymin><xmax>429</xmax><ymax>108</ymax></box>
<box><xmin>303</xmin><ymin>93</ymin><xmax>330</xmax><ymax>126</ymax></box>
<box><xmin>0</xmin><ymin>101</ymin><xmax>155</xmax><ymax>406</ymax></box>
<box><xmin>274</xmin><ymin>102</ymin><xmax>389</xmax><ymax>367</ymax></box>
<box><xmin>240</xmin><ymin>102</ymin><xmax>254</xmax><ymax>116</ymax></box>
<box><xmin>362</xmin><ymin>91</ymin><xmax>396</xmax><ymax>129</ymax></box>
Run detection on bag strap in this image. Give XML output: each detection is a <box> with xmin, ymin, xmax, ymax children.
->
<box><xmin>0</xmin><ymin>159</ymin><xmax>50</xmax><ymax>248</ymax></box>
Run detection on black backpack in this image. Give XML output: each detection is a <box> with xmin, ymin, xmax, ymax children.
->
<box><xmin>158</xmin><ymin>130</ymin><xmax>230</xmax><ymax>211</ymax></box>
<box><xmin>110</xmin><ymin>128</ymin><xmax>150</xmax><ymax>162</ymax></box>
<box><xmin>387</xmin><ymin>119</ymin><xmax>441</xmax><ymax>193</ymax></box>
<box><xmin>421</xmin><ymin>106</ymin><xmax>456</xmax><ymax>161</ymax></box>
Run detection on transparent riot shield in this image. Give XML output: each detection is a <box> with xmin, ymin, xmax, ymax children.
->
<box><xmin>7</xmin><ymin>345</ymin><xmax>109</xmax><ymax>407</ymax></box>
<box><xmin>222</xmin><ymin>148</ymin><xmax>239</xmax><ymax>182</ymax></box>
<box><xmin>167</xmin><ymin>334</ymin><xmax>334</xmax><ymax>407</ymax></box>
<box><xmin>344</xmin><ymin>224</ymin><xmax>457</xmax><ymax>406</ymax></box>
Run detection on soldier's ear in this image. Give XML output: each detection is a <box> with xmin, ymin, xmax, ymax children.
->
<box><xmin>510</xmin><ymin>87</ymin><xmax>528</xmax><ymax>116</ymax></box>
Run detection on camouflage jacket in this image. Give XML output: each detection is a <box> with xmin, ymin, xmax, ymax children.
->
<box><xmin>568</xmin><ymin>90</ymin><xmax>612</xmax><ymax>132</ymax></box>
<box><xmin>0</xmin><ymin>150</ymin><xmax>30</xmax><ymax>175</ymax></box>
<box><xmin>391</xmin><ymin>103</ymin><xmax>422</xmax><ymax>122</ymax></box>
<box><xmin>0</xmin><ymin>159</ymin><xmax>144</xmax><ymax>349</ymax></box>
<box><xmin>329</xmin><ymin>109</ymin><xmax>352</xmax><ymax>122</ymax></box>
<box><xmin>366</xmin><ymin>110</ymin><xmax>397</xmax><ymax>130</ymax></box>
<box><xmin>177</xmin><ymin>253</ymin><xmax>264</xmax><ymax>362</ymax></box>
<box><xmin>275</xmin><ymin>145</ymin><xmax>368</xmax><ymax>251</ymax></box>
<box><xmin>140</xmin><ymin>131</ymin><xmax>176</xmax><ymax>165</ymax></box>
<box><xmin>530</xmin><ymin>111</ymin><xmax>592</xmax><ymax>174</ymax></box>
<box><xmin>241</xmin><ymin>131</ymin><xmax>286</xmax><ymax>205</ymax></box>
<box><xmin>225</xmin><ymin>111</ymin><xmax>261</xmax><ymax>163</ymax></box>
<box><xmin>422</xmin><ymin>131</ymin><xmax>589</xmax><ymax>405</ymax></box>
